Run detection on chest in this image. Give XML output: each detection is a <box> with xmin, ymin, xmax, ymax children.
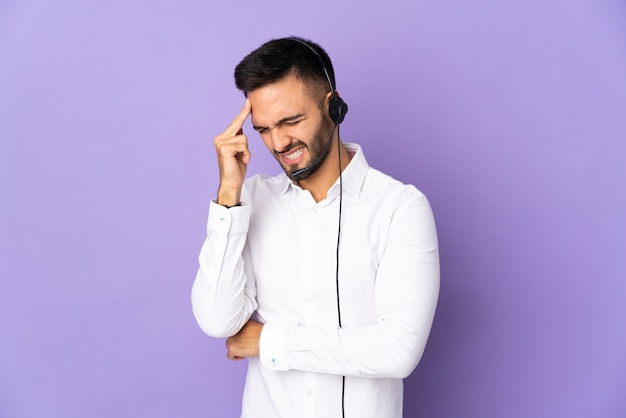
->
<box><xmin>246</xmin><ymin>194</ymin><xmax>392</xmax><ymax>325</ymax></box>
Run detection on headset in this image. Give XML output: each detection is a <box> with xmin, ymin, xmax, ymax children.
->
<box><xmin>287</xmin><ymin>37</ymin><xmax>348</xmax><ymax>418</ymax></box>
<box><xmin>289</xmin><ymin>37</ymin><xmax>349</xmax><ymax>181</ymax></box>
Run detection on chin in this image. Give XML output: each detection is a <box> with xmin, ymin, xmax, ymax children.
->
<box><xmin>283</xmin><ymin>164</ymin><xmax>299</xmax><ymax>179</ymax></box>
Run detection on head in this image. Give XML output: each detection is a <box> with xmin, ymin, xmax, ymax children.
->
<box><xmin>234</xmin><ymin>37</ymin><xmax>346</xmax><ymax>180</ymax></box>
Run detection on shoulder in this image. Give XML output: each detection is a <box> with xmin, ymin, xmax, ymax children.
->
<box><xmin>363</xmin><ymin>167</ymin><xmax>428</xmax><ymax>205</ymax></box>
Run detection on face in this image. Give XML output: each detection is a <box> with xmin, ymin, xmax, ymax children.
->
<box><xmin>249</xmin><ymin>75</ymin><xmax>334</xmax><ymax>180</ymax></box>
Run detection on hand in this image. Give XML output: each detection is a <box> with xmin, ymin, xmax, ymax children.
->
<box><xmin>214</xmin><ymin>100</ymin><xmax>252</xmax><ymax>207</ymax></box>
<box><xmin>225</xmin><ymin>319</ymin><xmax>264</xmax><ymax>361</ymax></box>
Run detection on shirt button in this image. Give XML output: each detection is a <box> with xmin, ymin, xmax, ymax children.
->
<box><xmin>304</xmin><ymin>297</ymin><xmax>311</xmax><ymax>303</ymax></box>
<box><xmin>306</xmin><ymin>390</ymin><xmax>313</xmax><ymax>396</ymax></box>
<box><xmin>311</xmin><ymin>207</ymin><xmax>318</xmax><ymax>214</ymax></box>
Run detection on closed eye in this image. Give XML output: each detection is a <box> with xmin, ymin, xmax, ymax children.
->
<box><xmin>252</xmin><ymin>114</ymin><xmax>306</xmax><ymax>134</ymax></box>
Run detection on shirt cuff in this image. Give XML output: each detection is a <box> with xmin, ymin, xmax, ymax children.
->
<box><xmin>207</xmin><ymin>200</ymin><xmax>251</xmax><ymax>236</ymax></box>
<box><xmin>259</xmin><ymin>322</ymin><xmax>289</xmax><ymax>371</ymax></box>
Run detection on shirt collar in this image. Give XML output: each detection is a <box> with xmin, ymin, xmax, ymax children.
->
<box><xmin>279</xmin><ymin>142</ymin><xmax>369</xmax><ymax>199</ymax></box>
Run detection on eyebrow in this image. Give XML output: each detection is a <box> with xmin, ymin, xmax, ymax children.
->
<box><xmin>252</xmin><ymin>113</ymin><xmax>306</xmax><ymax>132</ymax></box>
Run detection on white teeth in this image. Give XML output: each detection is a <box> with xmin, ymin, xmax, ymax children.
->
<box><xmin>285</xmin><ymin>148</ymin><xmax>303</xmax><ymax>161</ymax></box>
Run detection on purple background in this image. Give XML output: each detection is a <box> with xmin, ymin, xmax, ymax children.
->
<box><xmin>1</xmin><ymin>1</ymin><xmax>625</xmax><ymax>417</ymax></box>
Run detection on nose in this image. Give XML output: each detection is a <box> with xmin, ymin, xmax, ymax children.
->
<box><xmin>269</xmin><ymin>126</ymin><xmax>293</xmax><ymax>153</ymax></box>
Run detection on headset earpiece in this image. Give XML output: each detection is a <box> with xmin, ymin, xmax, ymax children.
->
<box><xmin>329</xmin><ymin>95</ymin><xmax>348</xmax><ymax>125</ymax></box>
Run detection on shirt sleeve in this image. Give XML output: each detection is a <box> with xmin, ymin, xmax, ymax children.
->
<box><xmin>259</xmin><ymin>194</ymin><xmax>440</xmax><ymax>379</ymax></box>
<box><xmin>191</xmin><ymin>200</ymin><xmax>258</xmax><ymax>338</ymax></box>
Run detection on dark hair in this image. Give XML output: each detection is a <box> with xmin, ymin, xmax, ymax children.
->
<box><xmin>234</xmin><ymin>36</ymin><xmax>337</xmax><ymax>99</ymax></box>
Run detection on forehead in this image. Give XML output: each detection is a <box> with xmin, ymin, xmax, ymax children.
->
<box><xmin>248</xmin><ymin>75</ymin><xmax>318</xmax><ymax>125</ymax></box>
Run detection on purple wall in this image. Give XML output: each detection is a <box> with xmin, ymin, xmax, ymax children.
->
<box><xmin>1</xmin><ymin>1</ymin><xmax>625</xmax><ymax>417</ymax></box>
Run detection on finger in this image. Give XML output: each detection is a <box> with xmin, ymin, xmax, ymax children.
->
<box><xmin>215</xmin><ymin>138</ymin><xmax>251</xmax><ymax>163</ymax></box>
<box><xmin>224</xmin><ymin>99</ymin><xmax>251</xmax><ymax>137</ymax></box>
<box><xmin>226</xmin><ymin>347</ymin><xmax>244</xmax><ymax>361</ymax></box>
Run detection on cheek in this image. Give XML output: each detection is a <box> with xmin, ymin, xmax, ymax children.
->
<box><xmin>287</xmin><ymin>122</ymin><xmax>320</xmax><ymax>144</ymax></box>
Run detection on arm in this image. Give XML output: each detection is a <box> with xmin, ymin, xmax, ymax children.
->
<box><xmin>191</xmin><ymin>202</ymin><xmax>257</xmax><ymax>338</ymax></box>
<box><xmin>191</xmin><ymin>101</ymin><xmax>257</xmax><ymax>338</ymax></box>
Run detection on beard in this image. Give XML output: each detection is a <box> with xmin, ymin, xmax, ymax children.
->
<box><xmin>276</xmin><ymin>114</ymin><xmax>335</xmax><ymax>181</ymax></box>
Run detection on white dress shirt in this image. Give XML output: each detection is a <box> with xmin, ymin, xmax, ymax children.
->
<box><xmin>192</xmin><ymin>143</ymin><xmax>439</xmax><ymax>418</ymax></box>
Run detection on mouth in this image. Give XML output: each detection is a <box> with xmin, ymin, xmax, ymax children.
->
<box><xmin>283</xmin><ymin>147</ymin><xmax>304</xmax><ymax>161</ymax></box>
<box><xmin>278</xmin><ymin>146</ymin><xmax>305</xmax><ymax>165</ymax></box>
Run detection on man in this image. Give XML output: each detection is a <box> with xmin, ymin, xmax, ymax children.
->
<box><xmin>191</xmin><ymin>36</ymin><xmax>439</xmax><ymax>418</ymax></box>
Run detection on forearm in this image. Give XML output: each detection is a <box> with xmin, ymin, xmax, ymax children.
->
<box><xmin>191</xmin><ymin>202</ymin><xmax>257</xmax><ymax>338</ymax></box>
<box><xmin>259</xmin><ymin>301</ymin><xmax>438</xmax><ymax>379</ymax></box>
